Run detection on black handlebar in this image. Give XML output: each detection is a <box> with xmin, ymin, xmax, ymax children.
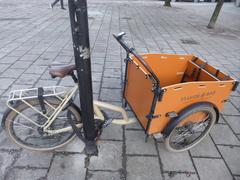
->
<box><xmin>113</xmin><ymin>32</ymin><xmax>160</xmax><ymax>86</ymax></box>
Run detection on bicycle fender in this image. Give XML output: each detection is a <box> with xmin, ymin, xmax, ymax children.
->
<box><xmin>162</xmin><ymin>102</ymin><xmax>218</xmax><ymax>137</ymax></box>
<box><xmin>1</xmin><ymin>101</ymin><xmax>20</xmax><ymax>129</ymax></box>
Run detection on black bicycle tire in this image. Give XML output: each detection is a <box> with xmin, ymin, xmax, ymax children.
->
<box><xmin>164</xmin><ymin>103</ymin><xmax>217</xmax><ymax>152</ymax></box>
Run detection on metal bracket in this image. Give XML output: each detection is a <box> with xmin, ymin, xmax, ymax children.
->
<box><xmin>166</xmin><ymin>111</ymin><xmax>178</xmax><ymax>118</ymax></box>
<box><xmin>37</xmin><ymin>87</ymin><xmax>46</xmax><ymax>114</ymax></box>
<box><xmin>146</xmin><ymin>113</ymin><xmax>161</xmax><ymax>120</ymax></box>
<box><xmin>232</xmin><ymin>81</ymin><xmax>239</xmax><ymax>91</ymax></box>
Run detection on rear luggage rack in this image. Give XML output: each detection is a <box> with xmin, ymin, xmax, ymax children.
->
<box><xmin>8</xmin><ymin>86</ymin><xmax>67</xmax><ymax>102</ymax></box>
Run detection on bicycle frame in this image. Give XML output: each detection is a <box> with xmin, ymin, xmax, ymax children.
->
<box><xmin>6</xmin><ymin>84</ymin><xmax>136</xmax><ymax>136</ymax></box>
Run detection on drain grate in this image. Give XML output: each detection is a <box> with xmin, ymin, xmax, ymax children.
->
<box><xmin>0</xmin><ymin>17</ymin><xmax>30</xmax><ymax>21</ymax></box>
<box><xmin>0</xmin><ymin>3</ymin><xmax>15</xmax><ymax>7</ymax></box>
<box><xmin>180</xmin><ymin>38</ymin><xmax>200</xmax><ymax>45</ymax></box>
<box><xmin>121</xmin><ymin>17</ymin><xmax>132</xmax><ymax>20</ymax></box>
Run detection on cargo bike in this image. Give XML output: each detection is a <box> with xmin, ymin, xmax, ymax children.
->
<box><xmin>2</xmin><ymin>32</ymin><xmax>238</xmax><ymax>153</ymax></box>
<box><xmin>114</xmin><ymin>32</ymin><xmax>238</xmax><ymax>152</ymax></box>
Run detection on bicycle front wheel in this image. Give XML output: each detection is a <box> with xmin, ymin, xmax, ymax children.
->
<box><xmin>3</xmin><ymin>98</ymin><xmax>82</xmax><ymax>151</ymax></box>
<box><xmin>165</xmin><ymin>104</ymin><xmax>217</xmax><ymax>152</ymax></box>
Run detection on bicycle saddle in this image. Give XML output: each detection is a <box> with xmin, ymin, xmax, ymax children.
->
<box><xmin>49</xmin><ymin>64</ymin><xmax>76</xmax><ymax>78</ymax></box>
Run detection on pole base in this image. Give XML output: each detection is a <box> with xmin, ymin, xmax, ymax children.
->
<box><xmin>84</xmin><ymin>140</ymin><xmax>98</xmax><ymax>156</ymax></box>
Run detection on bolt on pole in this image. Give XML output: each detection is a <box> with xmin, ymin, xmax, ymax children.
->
<box><xmin>68</xmin><ymin>0</ymin><xmax>98</xmax><ymax>155</ymax></box>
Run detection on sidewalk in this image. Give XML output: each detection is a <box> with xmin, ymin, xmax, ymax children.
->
<box><xmin>0</xmin><ymin>0</ymin><xmax>239</xmax><ymax>179</ymax></box>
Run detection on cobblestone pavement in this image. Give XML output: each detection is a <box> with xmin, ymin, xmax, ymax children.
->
<box><xmin>0</xmin><ymin>0</ymin><xmax>239</xmax><ymax>179</ymax></box>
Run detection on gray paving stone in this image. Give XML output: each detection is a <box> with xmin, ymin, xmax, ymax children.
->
<box><xmin>0</xmin><ymin>78</ymin><xmax>15</xmax><ymax>90</ymax></box>
<box><xmin>105</xmin><ymin>61</ymin><xmax>121</xmax><ymax>69</ymax></box>
<box><xmin>47</xmin><ymin>154</ymin><xmax>86</xmax><ymax>180</ymax></box>
<box><xmin>15</xmin><ymin>150</ymin><xmax>53</xmax><ymax>168</ymax></box>
<box><xmin>127</xmin><ymin>156</ymin><xmax>162</xmax><ymax>180</ymax></box>
<box><xmin>230</xmin><ymin>96</ymin><xmax>240</xmax><ymax>110</ymax></box>
<box><xmin>104</xmin><ymin>68</ymin><xmax>122</xmax><ymax>78</ymax></box>
<box><xmin>15</xmin><ymin>74</ymin><xmax>40</xmax><ymax>85</ymax></box>
<box><xmin>101</xmin><ymin>124</ymin><xmax>123</xmax><ymax>140</ymax></box>
<box><xmin>1</xmin><ymin>68</ymin><xmax>24</xmax><ymax>78</ymax></box>
<box><xmin>102</xmin><ymin>77</ymin><xmax>122</xmax><ymax>89</ymax></box>
<box><xmin>100</xmin><ymin>88</ymin><xmax>122</xmax><ymax>102</ymax></box>
<box><xmin>222</xmin><ymin>102</ymin><xmax>240</xmax><ymax>116</ymax></box>
<box><xmin>218</xmin><ymin>115</ymin><xmax>226</xmax><ymax>124</ymax></box>
<box><xmin>210</xmin><ymin>124</ymin><xmax>240</xmax><ymax>146</ymax></box>
<box><xmin>218</xmin><ymin>145</ymin><xmax>240</xmax><ymax>175</ymax></box>
<box><xmin>53</xmin><ymin>55</ymin><xmax>72</xmax><ymax>64</ymax></box>
<box><xmin>89</xmin><ymin>141</ymin><xmax>122</xmax><ymax>170</ymax></box>
<box><xmin>231</xmin><ymin>91</ymin><xmax>240</xmax><ymax>97</ymax></box>
<box><xmin>193</xmin><ymin>158</ymin><xmax>232</xmax><ymax>180</ymax></box>
<box><xmin>8</xmin><ymin>51</ymin><xmax>27</xmax><ymax>57</ymax></box>
<box><xmin>5</xmin><ymin>168</ymin><xmax>47</xmax><ymax>180</ymax></box>
<box><xmin>190</xmin><ymin>135</ymin><xmax>220</xmax><ymax>158</ymax></box>
<box><xmin>0</xmin><ymin>89</ymin><xmax>4</xmax><ymax>96</ymax></box>
<box><xmin>126</xmin><ymin>130</ymin><xmax>157</xmax><ymax>155</ymax></box>
<box><xmin>93</xmin><ymin>81</ymin><xmax>101</xmax><ymax>94</ymax></box>
<box><xmin>163</xmin><ymin>173</ymin><xmax>198</xmax><ymax>180</ymax></box>
<box><xmin>56</xmin><ymin>138</ymin><xmax>85</xmax><ymax>153</ymax></box>
<box><xmin>92</xmin><ymin>72</ymin><xmax>103</xmax><ymax>82</ymax></box>
<box><xmin>157</xmin><ymin>143</ymin><xmax>195</xmax><ymax>172</ymax></box>
<box><xmin>224</xmin><ymin>115</ymin><xmax>240</xmax><ymax>134</ymax></box>
<box><xmin>0</xmin><ymin>56</ymin><xmax>19</xmax><ymax>64</ymax></box>
<box><xmin>88</xmin><ymin>171</ymin><xmax>121</xmax><ymax>180</ymax></box>
<box><xmin>19</xmin><ymin>54</ymin><xmax>40</xmax><ymax>62</ymax></box>
<box><xmin>91</xmin><ymin>64</ymin><xmax>104</xmax><ymax>72</ymax></box>
<box><xmin>0</xmin><ymin>96</ymin><xmax>8</xmax><ymax>114</ymax></box>
<box><xmin>35</xmin><ymin>79</ymin><xmax>58</xmax><ymax>87</ymax></box>
<box><xmin>0</xmin><ymin>53</ymin><xmax>7</xmax><ymax>59</ymax></box>
<box><xmin>0</xmin><ymin>131</ymin><xmax>21</xmax><ymax>150</ymax></box>
<box><xmin>25</xmin><ymin>65</ymin><xmax>47</xmax><ymax>74</ymax></box>
<box><xmin>10</xmin><ymin>61</ymin><xmax>32</xmax><ymax>69</ymax></box>
<box><xmin>15</xmin><ymin>46</ymin><xmax>32</xmax><ymax>52</ymax></box>
<box><xmin>0</xmin><ymin>151</ymin><xmax>15</xmax><ymax>178</ymax></box>
<box><xmin>125</xmin><ymin>121</ymin><xmax>144</xmax><ymax>130</ymax></box>
<box><xmin>0</xmin><ymin>64</ymin><xmax>11</xmax><ymax>73</ymax></box>
<box><xmin>59</xmin><ymin>76</ymin><xmax>75</xmax><ymax>87</ymax></box>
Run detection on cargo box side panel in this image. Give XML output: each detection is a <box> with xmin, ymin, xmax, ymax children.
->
<box><xmin>141</xmin><ymin>54</ymin><xmax>193</xmax><ymax>87</ymax></box>
<box><xmin>148</xmin><ymin>81</ymin><xmax>234</xmax><ymax>134</ymax></box>
<box><xmin>125</xmin><ymin>61</ymin><xmax>154</xmax><ymax>130</ymax></box>
<box><xmin>192</xmin><ymin>58</ymin><xmax>234</xmax><ymax>81</ymax></box>
<box><xmin>184</xmin><ymin>61</ymin><xmax>219</xmax><ymax>82</ymax></box>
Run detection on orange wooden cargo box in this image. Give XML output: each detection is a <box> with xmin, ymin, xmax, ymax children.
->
<box><xmin>123</xmin><ymin>53</ymin><xmax>238</xmax><ymax>135</ymax></box>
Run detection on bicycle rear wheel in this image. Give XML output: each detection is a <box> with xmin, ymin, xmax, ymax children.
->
<box><xmin>3</xmin><ymin>98</ymin><xmax>82</xmax><ymax>151</ymax></box>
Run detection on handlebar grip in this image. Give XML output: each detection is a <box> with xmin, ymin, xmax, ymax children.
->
<box><xmin>113</xmin><ymin>32</ymin><xmax>160</xmax><ymax>85</ymax></box>
<box><xmin>113</xmin><ymin>32</ymin><xmax>126</xmax><ymax>40</ymax></box>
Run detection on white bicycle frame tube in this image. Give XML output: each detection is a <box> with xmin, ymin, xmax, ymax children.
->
<box><xmin>6</xmin><ymin>84</ymin><xmax>136</xmax><ymax>135</ymax></box>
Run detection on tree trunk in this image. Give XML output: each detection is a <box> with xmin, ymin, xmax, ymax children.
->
<box><xmin>164</xmin><ymin>0</ymin><xmax>171</xmax><ymax>7</ymax></box>
<box><xmin>207</xmin><ymin>0</ymin><xmax>224</xmax><ymax>29</ymax></box>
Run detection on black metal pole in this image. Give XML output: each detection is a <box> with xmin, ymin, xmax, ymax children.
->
<box><xmin>68</xmin><ymin>0</ymin><xmax>98</xmax><ymax>155</ymax></box>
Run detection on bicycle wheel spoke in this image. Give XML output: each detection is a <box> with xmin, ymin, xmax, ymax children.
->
<box><xmin>12</xmin><ymin>121</ymin><xmax>37</xmax><ymax>131</ymax></box>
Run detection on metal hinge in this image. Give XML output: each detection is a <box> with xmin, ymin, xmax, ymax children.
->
<box><xmin>124</xmin><ymin>57</ymin><xmax>132</xmax><ymax>63</ymax></box>
<box><xmin>153</xmin><ymin>87</ymin><xmax>165</xmax><ymax>101</ymax></box>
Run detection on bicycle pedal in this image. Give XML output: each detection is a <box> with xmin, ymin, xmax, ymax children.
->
<box><xmin>102</xmin><ymin>118</ymin><xmax>114</xmax><ymax>128</ymax></box>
